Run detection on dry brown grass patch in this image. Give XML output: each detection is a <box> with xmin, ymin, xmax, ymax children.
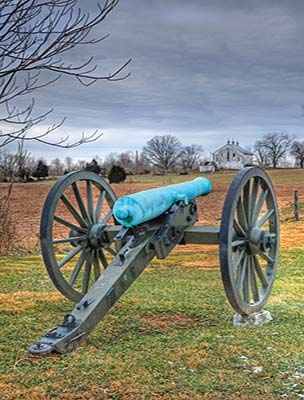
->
<box><xmin>0</xmin><ymin>384</ymin><xmax>50</xmax><ymax>400</ymax></box>
<box><xmin>0</xmin><ymin>291</ymin><xmax>63</xmax><ymax>312</ymax></box>
<box><xmin>280</xmin><ymin>221</ymin><xmax>304</xmax><ymax>250</ymax></box>
<box><xmin>140</xmin><ymin>311</ymin><xmax>198</xmax><ymax>331</ymax></box>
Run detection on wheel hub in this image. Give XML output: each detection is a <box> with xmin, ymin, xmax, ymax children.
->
<box><xmin>68</xmin><ymin>224</ymin><xmax>108</xmax><ymax>249</ymax></box>
<box><xmin>248</xmin><ymin>227</ymin><xmax>274</xmax><ymax>254</ymax></box>
<box><xmin>87</xmin><ymin>224</ymin><xmax>107</xmax><ymax>249</ymax></box>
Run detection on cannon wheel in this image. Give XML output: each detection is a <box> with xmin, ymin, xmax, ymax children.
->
<box><xmin>219</xmin><ymin>167</ymin><xmax>279</xmax><ymax>315</ymax></box>
<box><xmin>40</xmin><ymin>171</ymin><xmax>118</xmax><ymax>302</ymax></box>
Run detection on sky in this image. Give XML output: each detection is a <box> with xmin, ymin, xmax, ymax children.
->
<box><xmin>6</xmin><ymin>0</ymin><xmax>304</xmax><ymax>162</ymax></box>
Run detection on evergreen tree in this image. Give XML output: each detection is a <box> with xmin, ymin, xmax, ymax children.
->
<box><xmin>108</xmin><ymin>165</ymin><xmax>127</xmax><ymax>184</ymax></box>
<box><xmin>85</xmin><ymin>159</ymin><xmax>101</xmax><ymax>174</ymax></box>
<box><xmin>33</xmin><ymin>160</ymin><xmax>49</xmax><ymax>179</ymax></box>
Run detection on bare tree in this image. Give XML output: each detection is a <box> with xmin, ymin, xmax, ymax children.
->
<box><xmin>0</xmin><ymin>141</ymin><xmax>35</xmax><ymax>181</ymax></box>
<box><xmin>180</xmin><ymin>144</ymin><xmax>203</xmax><ymax>171</ymax></box>
<box><xmin>254</xmin><ymin>133</ymin><xmax>293</xmax><ymax>168</ymax></box>
<box><xmin>75</xmin><ymin>159</ymin><xmax>87</xmax><ymax>171</ymax></box>
<box><xmin>0</xmin><ymin>0</ymin><xmax>131</xmax><ymax>148</ymax></box>
<box><xmin>136</xmin><ymin>151</ymin><xmax>151</xmax><ymax>174</ymax></box>
<box><xmin>143</xmin><ymin>135</ymin><xmax>182</xmax><ymax>174</ymax></box>
<box><xmin>290</xmin><ymin>140</ymin><xmax>304</xmax><ymax>168</ymax></box>
<box><xmin>64</xmin><ymin>156</ymin><xmax>74</xmax><ymax>172</ymax></box>
<box><xmin>253</xmin><ymin>141</ymin><xmax>270</xmax><ymax>166</ymax></box>
<box><xmin>102</xmin><ymin>151</ymin><xmax>135</xmax><ymax>174</ymax></box>
<box><xmin>50</xmin><ymin>157</ymin><xmax>64</xmax><ymax>176</ymax></box>
<box><xmin>118</xmin><ymin>151</ymin><xmax>136</xmax><ymax>173</ymax></box>
<box><xmin>103</xmin><ymin>152</ymin><xmax>119</xmax><ymax>172</ymax></box>
<box><xmin>0</xmin><ymin>150</ymin><xmax>15</xmax><ymax>181</ymax></box>
<box><xmin>14</xmin><ymin>140</ymin><xmax>33</xmax><ymax>181</ymax></box>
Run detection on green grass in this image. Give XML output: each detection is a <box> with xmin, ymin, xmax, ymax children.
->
<box><xmin>0</xmin><ymin>247</ymin><xmax>303</xmax><ymax>399</ymax></box>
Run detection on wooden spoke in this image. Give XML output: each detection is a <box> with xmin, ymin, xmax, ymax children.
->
<box><xmin>95</xmin><ymin>190</ymin><xmax>105</xmax><ymax>224</ymax></box>
<box><xmin>232</xmin><ymin>239</ymin><xmax>246</xmax><ymax>248</ymax></box>
<box><xmin>68</xmin><ymin>249</ymin><xmax>87</xmax><ymax>286</ymax></box>
<box><xmin>253</xmin><ymin>255</ymin><xmax>269</xmax><ymax>288</ymax></box>
<box><xmin>103</xmin><ymin>246</ymin><xmax>116</xmax><ymax>257</ymax></box>
<box><xmin>93</xmin><ymin>250</ymin><xmax>101</xmax><ymax>280</ymax></box>
<box><xmin>86</xmin><ymin>181</ymin><xmax>94</xmax><ymax>224</ymax></box>
<box><xmin>249</xmin><ymin>257</ymin><xmax>260</xmax><ymax>302</ymax></box>
<box><xmin>82</xmin><ymin>253</ymin><xmax>92</xmax><ymax>294</ymax></box>
<box><xmin>235</xmin><ymin>260</ymin><xmax>242</xmax><ymax>290</ymax></box>
<box><xmin>54</xmin><ymin>215</ymin><xmax>87</xmax><ymax>234</ymax></box>
<box><xmin>256</xmin><ymin>209</ymin><xmax>274</xmax><ymax>228</ymax></box>
<box><xmin>60</xmin><ymin>194</ymin><xmax>87</xmax><ymax>228</ymax></box>
<box><xmin>252</xmin><ymin>188</ymin><xmax>268</xmax><ymax>226</ymax></box>
<box><xmin>53</xmin><ymin>236</ymin><xmax>85</xmax><ymax>244</ymax></box>
<box><xmin>233</xmin><ymin>248</ymin><xmax>246</xmax><ymax>273</ymax></box>
<box><xmin>237</xmin><ymin>257</ymin><xmax>247</xmax><ymax>294</ymax></box>
<box><xmin>233</xmin><ymin>219</ymin><xmax>246</xmax><ymax>237</ymax></box>
<box><xmin>237</xmin><ymin>198</ymin><xmax>248</xmax><ymax>230</ymax></box>
<box><xmin>259</xmin><ymin>251</ymin><xmax>274</xmax><ymax>264</ymax></box>
<box><xmin>57</xmin><ymin>245</ymin><xmax>83</xmax><ymax>269</ymax></box>
<box><xmin>72</xmin><ymin>182</ymin><xmax>91</xmax><ymax>225</ymax></box>
<box><xmin>243</xmin><ymin>259</ymin><xmax>250</xmax><ymax>303</ymax></box>
<box><xmin>100</xmin><ymin>209</ymin><xmax>113</xmax><ymax>226</ymax></box>
<box><xmin>249</xmin><ymin>178</ymin><xmax>259</xmax><ymax>225</ymax></box>
<box><xmin>243</xmin><ymin>181</ymin><xmax>250</xmax><ymax>226</ymax></box>
<box><xmin>98</xmin><ymin>249</ymin><xmax>108</xmax><ymax>269</ymax></box>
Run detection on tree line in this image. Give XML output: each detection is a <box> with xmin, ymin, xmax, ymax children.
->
<box><xmin>0</xmin><ymin>135</ymin><xmax>203</xmax><ymax>182</ymax></box>
<box><xmin>254</xmin><ymin>132</ymin><xmax>304</xmax><ymax>169</ymax></box>
<box><xmin>0</xmin><ymin>132</ymin><xmax>303</xmax><ymax>182</ymax></box>
<box><xmin>0</xmin><ymin>133</ymin><xmax>304</xmax><ymax>182</ymax></box>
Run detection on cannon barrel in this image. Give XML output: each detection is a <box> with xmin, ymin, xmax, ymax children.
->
<box><xmin>113</xmin><ymin>177</ymin><xmax>212</xmax><ymax>227</ymax></box>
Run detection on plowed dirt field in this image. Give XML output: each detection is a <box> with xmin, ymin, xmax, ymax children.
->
<box><xmin>0</xmin><ymin>169</ymin><xmax>303</xmax><ymax>250</ymax></box>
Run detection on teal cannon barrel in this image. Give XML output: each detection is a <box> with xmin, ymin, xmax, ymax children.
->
<box><xmin>113</xmin><ymin>177</ymin><xmax>212</xmax><ymax>227</ymax></box>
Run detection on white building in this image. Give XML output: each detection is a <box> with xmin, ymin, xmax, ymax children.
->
<box><xmin>213</xmin><ymin>140</ymin><xmax>254</xmax><ymax>170</ymax></box>
<box><xmin>199</xmin><ymin>161</ymin><xmax>216</xmax><ymax>173</ymax></box>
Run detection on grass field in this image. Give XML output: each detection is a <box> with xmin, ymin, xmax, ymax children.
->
<box><xmin>0</xmin><ymin>169</ymin><xmax>303</xmax><ymax>399</ymax></box>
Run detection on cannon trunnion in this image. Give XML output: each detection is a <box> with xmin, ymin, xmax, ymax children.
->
<box><xmin>29</xmin><ymin>167</ymin><xmax>279</xmax><ymax>355</ymax></box>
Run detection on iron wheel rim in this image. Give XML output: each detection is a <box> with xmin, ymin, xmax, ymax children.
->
<box><xmin>219</xmin><ymin>167</ymin><xmax>280</xmax><ymax>315</ymax></box>
<box><xmin>40</xmin><ymin>171</ymin><xmax>118</xmax><ymax>302</ymax></box>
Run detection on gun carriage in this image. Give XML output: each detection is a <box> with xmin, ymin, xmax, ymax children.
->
<box><xmin>29</xmin><ymin>167</ymin><xmax>279</xmax><ymax>355</ymax></box>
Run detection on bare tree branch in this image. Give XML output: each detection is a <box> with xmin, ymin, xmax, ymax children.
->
<box><xmin>0</xmin><ymin>0</ymin><xmax>131</xmax><ymax>148</ymax></box>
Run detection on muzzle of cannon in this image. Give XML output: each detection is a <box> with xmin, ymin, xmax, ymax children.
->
<box><xmin>29</xmin><ymin>167</ymin><xmax>279</xmax><ymax>355</ymax></box>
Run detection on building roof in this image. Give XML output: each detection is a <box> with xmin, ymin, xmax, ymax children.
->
<box><xmin>213</xmin><ymin>141</ymin><xmax>253</xmax><ymax>156</ymax></box>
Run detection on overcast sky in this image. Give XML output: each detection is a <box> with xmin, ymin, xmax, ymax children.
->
<box><xmin>10</xmin><ymin>0</ymin><xmax>304</xmax><ymax>162</ymax></box>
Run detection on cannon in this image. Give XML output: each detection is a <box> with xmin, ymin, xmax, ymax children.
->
<box><xmin>29</xmin><ymin>167</ymin><xmax>279</xmax><ymax>355</ymax></box>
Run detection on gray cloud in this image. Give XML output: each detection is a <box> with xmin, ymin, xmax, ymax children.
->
<box><xmin>7</xmin><ymin>0</ymin><xmax>304</xmax><ymax>161</ymax></box>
